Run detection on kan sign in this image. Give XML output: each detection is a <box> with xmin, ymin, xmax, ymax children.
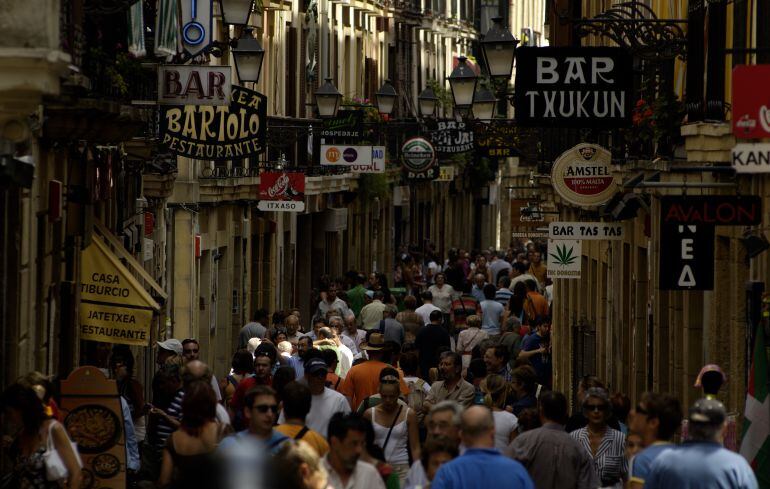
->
<box><xmin>158</xmin><ymin>65</ymin><xmax>231</xmax><ymax>105</ymax></box>
<box><xmin>514</xmin><ymin>47</ymin><xmax>632</xmax><ymax>127</ymax></box>
<box><xmin>551</xmin><ymin>143</ymin><xmax>617</xmax><ymax>207</ymax></box>
<box><xmin>732</xmin><ymin>143</ymin><xmax>770</xmax><ymax>173</ymax></box>
<box><xmin>258</xmin><ymin>172</ymin><xmax>305</xmax><ymax>212</ymax></box>
<box><xmin>732</xmin><ymin>65</ymin><xmax>770</xmax><ymax>139</ymax></box>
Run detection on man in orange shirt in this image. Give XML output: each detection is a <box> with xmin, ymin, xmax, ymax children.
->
<box><xmin>338</xmin><ymin>332</ymin><xmax>408</xmax><ymax>410</ymax></box>
<box><xmin>524</xmin><ymin>279</ymin><xmax>549</xmax><ymax>321</ymax></box>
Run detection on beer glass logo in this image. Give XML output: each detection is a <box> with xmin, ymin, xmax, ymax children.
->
<box><xmin>401</xmin><ymin>137</ymin><xmax>436</xmax><ymax>172</ymax></box>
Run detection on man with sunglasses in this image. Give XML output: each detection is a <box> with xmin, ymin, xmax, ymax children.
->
<box><xmin>626</xmin><ymin>393</ymin><xmax>682</xmax><ymax>489</ymax></box>
<box><xmin>181</xmin><ymin>338</ymin><xmax>222</xmax><ymax>401</ymax></box>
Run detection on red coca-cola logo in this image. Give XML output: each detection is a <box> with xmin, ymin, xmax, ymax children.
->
<box><xmin>268</xmin><ymin>174</ymin><xmax>290</xmax><ymax>198</ymax></box>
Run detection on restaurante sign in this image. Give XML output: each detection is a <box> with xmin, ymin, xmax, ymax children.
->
<box><xmin>514</xmin><ymin>47</ymin><xmax>632</xmax><ymax>127</ymax></box>
<box><xmin>160</xmin><ymin>85</ymin><xmax>267</xmax><ymax>160</ymax></box>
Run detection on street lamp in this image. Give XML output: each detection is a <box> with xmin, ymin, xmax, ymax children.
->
<box><xmin>418</xmin><ymin>87</ymin><xmax>438</xmax><ymax>117</ymax></box>
<box><xmin>375</xmin><ymin>79</ymin><xmax>397</xmax><ymax>115</ymax></box>
<box><xmin>220</xmin><ymin>0</ymin><xmax>254</xmax><ymax>25</ymax></box>
<box><xmin>315</xmin><ymin>78</ymin><xmax>342</xmax><ymax>118</ymax></box>
<box><xmin>231</xmin><ymin>30</ymin><xmax>265</xmax><ymax>83</ymax></box>
<box><xmin>480</xmin><ymin>17</ymin><xmax>519</xmax><ymax>79</ymax></box>
<box><xmin>472</xmin><ymin>87</ymin><xmax>497</xmax><ymax>121</ymax></box>
<box><xmin>447</xmin><ymin>56</ymin><xmax>478</xmax><ymax>108</ymax></box>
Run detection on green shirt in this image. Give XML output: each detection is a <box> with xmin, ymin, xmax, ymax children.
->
<box><xmin>347</xmin><ymin>284</ymin><xmax>368</xmax><ymax>317</ymax></box>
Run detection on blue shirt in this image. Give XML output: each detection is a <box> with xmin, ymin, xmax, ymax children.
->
<box><xmin>495</xmin><ymin>288</ymin><xmax>513</xmax><ymax>307</ymax></box>
<box><xmin>120</xmin><ymin>397</ymin><xmax>140</xmax><ymax>472</ymax></box>
<box><xmin>646</xmin><ymin>441</ymin><xmax>758</xmax><ymax>489</ymax></box>
<box><xmin>521</xmin><ymin>333</ymin><xmax>551</xmax><ymax>386</ymax></box>
<box><xmin>480</xmin><ymin>300</ymin><xmax>504</xmax><ymax>335</ymax></box>
<box><xmin>629</xmin><ymin>442</ymin><xmax>672</xmax><ymax>485</ymax></box>
<box><xmin>431</xmin><ymin>448</ymin><xmax>534</xmax><ymax>489</ymax></box>
<box><xmin>471</xmin><ymin>285</ymin><xmax>486</xmax><ymax>303</ymax></box>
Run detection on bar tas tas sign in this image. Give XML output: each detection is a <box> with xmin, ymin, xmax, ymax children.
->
<box><xmin>514</xmin><ymin>47</ymin><xmax>632</xmax><ymax>127</ymax></box>
<box><xmin>160</xmin><ymin>85</ymin><xmax>267</xmax><ymax>160</ymax></box>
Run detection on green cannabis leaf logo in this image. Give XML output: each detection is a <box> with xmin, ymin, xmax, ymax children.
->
<box><xmin>550</xmin><ymin>244</ymin><xmax>577</xmax><ymax>266</ymax></box>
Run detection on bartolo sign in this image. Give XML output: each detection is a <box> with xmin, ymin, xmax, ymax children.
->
<box><xmin>158</xmin><ymin>65</ymin><xmax>231</xmax><ymax>105</ymax></box>
<box><xmin>160</xmin><ymin>85</ymin><xmax>267</xmax><ymax>160</ymax></box>
<box><xmin>258</xmin><ymin>172</ymin><xmax>305</xmax><ymax>212</ymax></box>
<box><xmin>732</xmin><ymin>143</ymin><xmax>770</xmax><ymax>173</ymax></box>
<box><xmin>401</xmin><ymin>137</ymin><xmax>438</xmax><ymax>180</ymax></box>
<box><xmin>514</xmin><ymin>47</ymin><xmax>632</xmax><ymax>127</ymax></box>
<box><xmin>551</xmin><ymin>143</ymin><xmax>617</xmax><ymax>207</ymax></box>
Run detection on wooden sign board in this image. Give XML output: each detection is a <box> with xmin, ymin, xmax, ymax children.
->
<box><xmin>59</xmin><ymin>367</ymin><xmax>127</xmax><ymax>489</ymax></box>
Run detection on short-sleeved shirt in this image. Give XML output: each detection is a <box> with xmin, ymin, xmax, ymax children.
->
<box><xmin>426</xmin><ymin>379</ymin><xmax>476</xmax><ymax>408</ymax></box>
<box><xmin>238</xmin><ymin>321</ymin><xmax>266</xmax><ymax>348</ymax></box>
<box><xmin>628</xmin><ymin>442</ymin><xmax>672</xmax><ymax>485</ymax></box>
<box><xmin>521</xmin><ymin>333</ymin><xmax>551</xmax><ymax>386</ymax></box>
<box><xmin>480</xmin><ymin>300</ymin><xmax>504</xmax><ymax>335</ymax></box>
<box><xmin>339</xmin><ymin>360</ymin><xmax>409</xmax><ymax>411</ymax></box>
<box><xmin>570</xmin><ymin>427</ymin><xmax>627</xmax><ymax>487</ymax></box>
<box><xmin>645</xmin><ymin>442</ymin><xmax>758</xmax><ymax>489</ymax></box>
<box><xmin>275</xmin><ymin>424</ymin><xmax>329</xmax><ymax>456</ymax></box>
<box><xmin>428</xmin><ymin>284</ymin><xmax>456</xmax><ymax>313</ymax></box>
<box><xmin>431</xmin><ymin>448</ymin><xmax>534</xmax><ymax>489</ymax></box>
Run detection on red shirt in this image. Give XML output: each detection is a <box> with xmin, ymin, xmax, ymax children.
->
<box><xmin>229</xmin><ymin>375</ymin><xmax>272</xmax><ymax>415</ymax></box>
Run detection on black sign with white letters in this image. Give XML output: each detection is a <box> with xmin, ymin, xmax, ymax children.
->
<box><xmin>514</xmin><ymin>47</ymin><xmax>633</xmax><ymax>127</ymax></box>
<box><xmin>659</xmin><ymin>223</ymin><xmax>715</xmax><ymax>290</ymax></box>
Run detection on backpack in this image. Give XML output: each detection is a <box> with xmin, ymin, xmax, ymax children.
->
<box><xmin>406</xmin><ymin>378</ymin><xmax>427</xmax><ymax>423</ymax></box>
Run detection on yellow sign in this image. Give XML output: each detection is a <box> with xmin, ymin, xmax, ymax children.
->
<box><xmin>437</xmin><ymin>166</ymin><xmax>455</xmax><ymax>182</ymax></box>
<box><xmin>79</xmin><ymin>238</ymin><xmax>159</xmax><ymax>346</ymax></box>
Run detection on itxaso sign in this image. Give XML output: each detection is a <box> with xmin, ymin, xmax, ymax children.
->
<box><xmin>401</xmin><ymin>137</ymin><xmax>437</xmax><ymax>180</ymax></box>
<box><xmin>547</xmin><ymin>239</ymin><xmax>582</xmax><ymax>279</ymax></box>
<box><xmin>732</xmin><ymin>65</ymin><xmax>770</xmax><ymax>139</ymax></box>
<box><xmin>160</xmin><ymin>85</ymin><xmax>267</xmax><ymax>160</ymax></box>
<box><xmin>551</xmin><ymin>143</ymin><xmax>617</xmax><ymax>207</ymax></box>
<box><xmin>514</xmin><ymin>47</ymin><xmax>632</xmax><ymax>127</ymax></box>
<box><xmin>258</xmin><ymin>172</ymin><xmax>305</xmax><ymax>212</ymax></box>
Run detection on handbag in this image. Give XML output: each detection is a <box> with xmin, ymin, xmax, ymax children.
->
<box><xmin>43</xmin><ymin>420</ymin><xmax>82</xmax><ymax>481</ymax></box>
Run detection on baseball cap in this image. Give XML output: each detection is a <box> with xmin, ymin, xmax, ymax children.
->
<box><xmin>156</xmin><ymin>339</ymin><xmax>183</xmax><ymax>355</ymax></box>
<box><xmin>304</xmin><ymin>358</ymin><xmax>328</xmax><ymax>375</ymax></box>
<box><xmin>688</xmin><ymin>398</ymin><xmax>726</xmax><ymax>425</ymax></box>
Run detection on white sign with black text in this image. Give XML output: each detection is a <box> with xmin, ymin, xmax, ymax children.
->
<box><xmin>549</xmin><ymin>221</ymin><xmax>624</xmax><ymax>240</ymax></box>
<box><xmin>731</xmin><ymin>143</ymin><xmax>770</xmax><ymax>173</ymax></box>
<box><xmin>158</xmin><ymin>65</ymin><xmax>231</xmax><ymax>105</ymax></box>
<box><xmin>547</xmin><ymin>239</ymin><xmax>582</xmax><ymax>279</ymax></box>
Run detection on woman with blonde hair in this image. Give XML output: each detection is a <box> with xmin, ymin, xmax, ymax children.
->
<box><xmin>481</xmin><ymin>374</ymin><xmax>519</xmax><ymax>450</ymax></box>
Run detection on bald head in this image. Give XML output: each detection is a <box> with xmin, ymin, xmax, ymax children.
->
<box><xmin>182</xmin><ymin>360</ymin><xmax>212</xmax><ymax>388</ymax></box>
<box><xmin>461</xmin><ymin>406</ymin><xmax>495</xmax><ymax>448</ymax></box>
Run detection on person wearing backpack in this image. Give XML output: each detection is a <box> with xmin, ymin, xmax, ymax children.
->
<box><xmin>275</xmin><ymin>382</ymin><xmax>330</xmax><ymax>456</ymax></box>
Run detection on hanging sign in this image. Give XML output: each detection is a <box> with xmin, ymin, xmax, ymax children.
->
<box><xmin>320</xmin><ymin>110</ymin><xmax>364</xmax><ymax>141</ymax></box>
<box><xmin>659</xmin><ymin>223</ymin><xmax>714</xmax><ymax>290</ymax></box>
<box><xmin>660</xmin><ymin>195</ymin><xmax>762</xmax><ymax>226</ymax></box>
<box><xmin>732</xmin><ymin>65</ymin><xmax>770</xmax><ymax>139</ymax></box>
<box><xmin>732</xmin><ymin>143</ymin><xmax>770</xmax><ymax>173</ymax></box>
<box><xmin>350</xmin><ymin>146</ymin><xmax>385</xmax><ymax>173</ymax></box>
<box><xmin>474</xmin><ymin>121</ymin><xmax>518</xmax><ymax>158</ymax></box>
<box><xmin>60</xmin><ymin>367</ymin><xmax>127</xmax><ymax>489</ymax></box>
<box><xmin>437</xmin><ymin>165</ymin><xmax>456</xmax><ymax>182</ymax></box>
<box><xmin>426</xmin><ymin>120</ymin><xmax>474</xmax><ymax>154</ymax></box>
<box><xmin>511</xmin><ymin>200</ymin><xmax>544</xmax><ymax>227</ymax></box>
<box><xmin>321</xmin><ymin>145</ymin><xmax>374</xmax><ymax>165</ymax></box>
<box><xmin>160</xmin><ymin>85</ymin><xmax>267</xmax><ymax>160</ymax></box>
<box><xmin>551</xmin><ymin>143</ymin><xmax>617</xmax><ymax>207</ymax></box>
<box><xmin>549</xmin><ymin>221</ymin><xmax>624</xmax><ymax>240</ymax></box>
<box><xmin>258</xmin><ymin>171</ymin><xmax>306</xmax><ymax>212</ymax></box>
<box><xmin>79</xmin><ymin>238</ymin><xmax>159</xmax><ymax>346</ymax></box>
<box><xmin>547</xmin><ymin>239</ymin><xmax>582</xmax><ymax>279</ymax></box>
<box><xmin>514</xmin><ymin>46</ymin><xmax>632</xmax><ymax>127</ymax></box>
<box><xmin>158</xmin><ymin>65</ymin><xmax>231</xmax><ymax>105</ymax></box>
<box><xmin>180</xmin><ymin>0</ymin><xmax>214</xmax><ymax>57</ymax></box>
<box><xmin>401</xmin><ymin>137</ymin><xmax>438</xmax><ymax>180</ymax></box>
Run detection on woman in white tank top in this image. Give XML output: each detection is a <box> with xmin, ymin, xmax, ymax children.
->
<box><xmin>364</xmin><ymin>376</ymin><xmax>421</xmax><ymax>486</ymax></box>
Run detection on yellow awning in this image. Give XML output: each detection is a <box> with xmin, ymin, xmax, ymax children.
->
<box><xmin>78</xmin><ymin>236</ymin><xmax>160</xmax><ymax>346</ymax></box>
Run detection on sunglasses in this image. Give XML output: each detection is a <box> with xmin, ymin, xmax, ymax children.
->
<box><xmin>584</xmin><ymin>403</ymin><xmax>608</xmax><ymax>412</ymax></box>
<box><xmin>252</xmin><ymin>404</ymin><xmax>279</xmax><ymax>414</ymax></box>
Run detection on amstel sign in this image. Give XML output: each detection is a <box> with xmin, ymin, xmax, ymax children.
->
<box><xmin>551</xmin><ymin>143</ymin><xmax>617</xmax><ymax>207</ymax></box>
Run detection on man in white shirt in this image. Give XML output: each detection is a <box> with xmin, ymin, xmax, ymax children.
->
<box><xmin>315</xmin><ymin>284</ymin><xmax>351</xmax><ymax>321</ymax></box>
<box><xmin>303</xmin><ymin>358</ymin><xmax>351</xmax><ymax>436</ymax></box>
<box><xmin>415</xmin><ymin>291</ymin><xmax>441</xmax><ymax>325</ymax></box>
<box><xmin>323</xmin><ymin>412</ymin><xmax>386</xmax><ymax>489</ymax></box>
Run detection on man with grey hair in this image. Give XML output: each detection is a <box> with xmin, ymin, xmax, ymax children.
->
<box><xmin>489</xmin><ymin>250</ymin><xmax>512</xmax><ymax>285</ymax></box>
<box><xmin>329</xmin><ymin>315</ymin><xmax>358</xmax><ymax>355</ymax></box>
<box><xmin>431</xmin><ymin>406</ymin><xmax>534</xmax><ymax>489</ymax></box>
<box><xmin>316</xmin><ymin>326</ymin><xmax>352</xmax><ymax>377</ymax></box>
<box><xmin>379</xmin><ymin>304</ymin><xmax>405</xmax><ymax>346</ymax></box>
<box><xmin>342</xmin><ymin>312</ymin><xmax>366</xmax><ymax>355</ymax></box>
<box><xmin>424</xmin><ymin>351</ymin><xmax>475</xmax><ymax>412</ymax></box>
<box><xmin>404</xmin><ymin>401</ymin><xmax>464</xmax><ymax>489</ymax></box>
<box><xmin>645</xmin><ymin>398</ymin><xmax>758</xmax><ymax>489</ymax></box>
<box><xmin>182</xmin><ymin>360</ymin><xmax>232</xmax><ymax>433</ymax></box>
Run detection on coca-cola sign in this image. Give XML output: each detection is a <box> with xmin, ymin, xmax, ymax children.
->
<box><xmin>551</xmin><ymin>143</ymin><xmax>617</xmax><ymax>207</ymax></box>
<box><xmin>258</xmin><ymin>171</ymin><xmax>305</xmax><ymax>212</ymax></box>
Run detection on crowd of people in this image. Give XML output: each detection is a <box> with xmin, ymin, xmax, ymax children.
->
<box><xmin>0</xmin><ymin>242</ymin><xmax>760</xmax><ymax>489</ymax></box>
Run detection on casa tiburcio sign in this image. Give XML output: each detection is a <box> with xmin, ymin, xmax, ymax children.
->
<box><xmin>258</xmin><ymin>172</ymin><xmax>305</xmax><ymax>212</ymax></box>
<box><xmin>514</xmin><ymin>46</ymin><xmax>632</xmax><ymax>127</ymax></box>
<box><xmin>158</xmin><ymin>65</ymin><xmax>231</xmax><ymax>105</ymax></box>
<box><xmin>160</xmin><ymin>85</ymin><xmax>267</xmax><ymax>160</ymax></box>
<box><xmin>551</xmin><ymin>143</ymin><xmax>617</xmax><ymax>207</ymax></box>
<box><xmin>401</xmin><ymin>137</ymin><xmax>437</xmax><ymax>180</ymax></box>
<box><xmin>732</xmin><ymin>65</ymin><xmax>770</xmax><ymax>139</ymax></box>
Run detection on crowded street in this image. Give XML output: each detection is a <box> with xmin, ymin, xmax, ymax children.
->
<box><xmin>1</xmin><ymin>1</ymin><xmax>770</xmax><ymax>488</ymax></box>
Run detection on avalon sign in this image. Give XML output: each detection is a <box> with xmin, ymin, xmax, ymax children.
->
<box><xmin>732</xmin><ymin>143</ymin><xmax>770</xmax><ymax>173</ymax></box>
<box><xmin>514</xmin><ymin>47</ymin><xmax>632</xmax><ymax>127</ymax></box>
<box><xmin>158</xmin><ymin>65</ymin><xmax>231</xmax><ymax>105</ymax></box>
<box><xmin>551</xmin><ymin>143</ymin><xmax>617</xmax><ymax>207</ymax></box>
<box><xmin>660</xmin><ymin>196</ymin><xmax>762</xmax><ymax>226</ymax></box>
<box><xmin>549</xmin><ymin>221</ymin><xmax>624</xmax><ymax>240</ymax></box>
<box><xmin>160</xmin><ymin>85</ymin><xmax>267</xmax><ymax>160</ymax></box>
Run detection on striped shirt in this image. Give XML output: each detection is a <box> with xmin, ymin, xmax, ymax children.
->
<box><xmin>570</xmin><ymin>426</ymin><xmax>627</xmax><ymax>487</ymax></box>
<box><xmin>495</xmin><ymin>288</ymin><xmax>513</xmax><ymax>307</ymax></box>
<box><xmin>154</xmin><ymin>389</ymin><xmax>183</xmax><ymax>449</ymax></box>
